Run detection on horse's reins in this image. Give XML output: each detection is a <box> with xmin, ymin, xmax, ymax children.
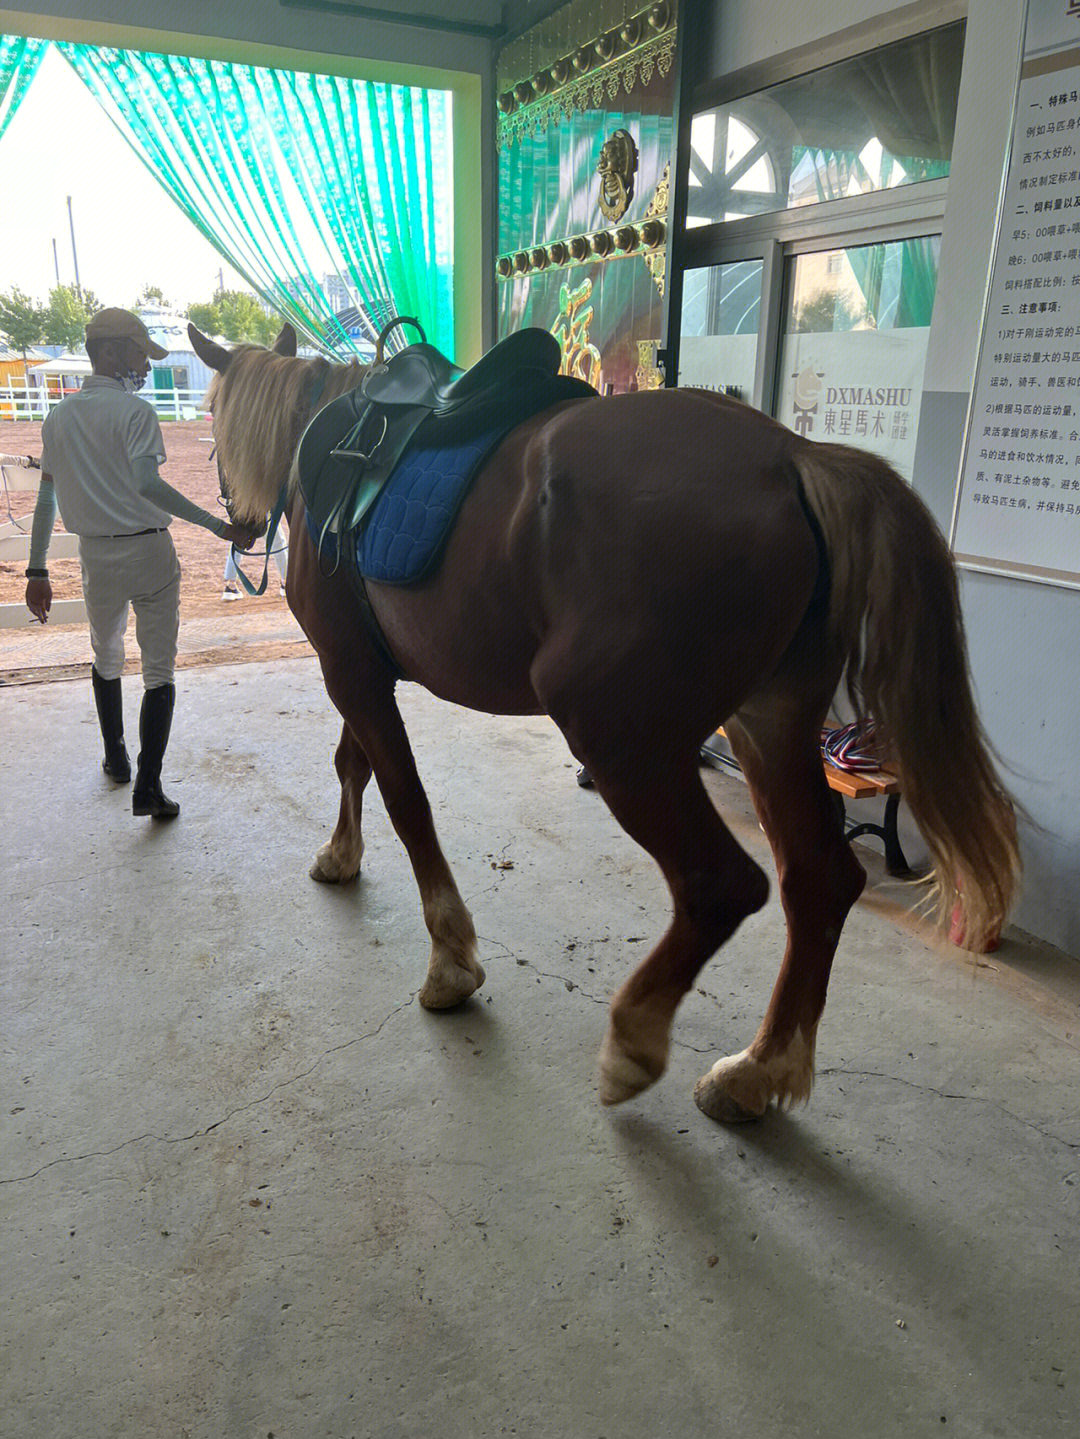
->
<box><xmin>214</xmin><ymin>364</ymin><xmax>330</xmax><ymax>597</ymax></box>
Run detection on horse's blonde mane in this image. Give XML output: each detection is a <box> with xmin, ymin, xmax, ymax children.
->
<box><xmin>207</xmin><ymin>346</ymin><xmax>370</xmax><ymax>523</ymax></box>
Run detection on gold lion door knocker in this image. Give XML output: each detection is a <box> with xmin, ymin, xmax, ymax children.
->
<box><xmin>597</xmin><ymin>129</ymin><xmax>638</xmax><ymax>223</ymax></box>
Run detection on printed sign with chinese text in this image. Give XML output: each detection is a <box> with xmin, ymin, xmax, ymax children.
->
<box><xmin>952</xmin><ymin>0</ymin><xmax>1080</xmax><ymax>586</ymax></box>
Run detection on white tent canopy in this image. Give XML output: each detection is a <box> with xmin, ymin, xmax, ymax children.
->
<box><xmin>28</xmin><ymin>353</ymin><xmax>93</xmax><ymax>376</ymax></box>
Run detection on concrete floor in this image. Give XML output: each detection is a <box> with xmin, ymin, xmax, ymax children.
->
<box><xmin>2</xmin><ymin>656</ymin><xmax>1078</xmax><ymax>1439</ymax></box>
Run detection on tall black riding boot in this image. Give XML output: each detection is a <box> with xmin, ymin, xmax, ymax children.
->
<box><xmin>132</xmin><ymin>683</ymin><xmax>180</xmax><ymax>819</ymax></box>
<box><xmin>91</xmin><ymin>666</ymin><xmax>131</xmax><ymax>783</ymax></box>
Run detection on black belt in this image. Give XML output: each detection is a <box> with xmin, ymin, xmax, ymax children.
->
<box><xmin>104</xmin><ymin>527</ymin><xmax>168</xmax><ymax>538</ymax></box>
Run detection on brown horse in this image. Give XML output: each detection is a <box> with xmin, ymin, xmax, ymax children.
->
<box><xmin>189</xmin><ymin>321</ymin><xmax>1019</xmax><ymax>1122</ymax></box>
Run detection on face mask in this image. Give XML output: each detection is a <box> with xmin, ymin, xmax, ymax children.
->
<box><xmin>120</xmin><ymin>369</ymin><xmax>145</xmax><ymax>394</ymax></box>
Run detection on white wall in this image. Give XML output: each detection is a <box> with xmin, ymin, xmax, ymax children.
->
<box><xmin>698</xmin><ymin>0</ymin><xmax>1079</xmax><ymax>957</ymax></box>
<box><xmin>915</xmin><ymin>0</ymin><xmax>1080</xmax><ymax>956</ymax></box>
<box><xmin>922</xmin><ymin>0</ymin><xmax>1026</xmax><ymax>392</ymax></box>
<box><xmin>701</xmin><ymin>0</ymin><xmax>958</xmax><ymax>80</ymax></box>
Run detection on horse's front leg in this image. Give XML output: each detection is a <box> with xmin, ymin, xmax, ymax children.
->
<box><xmin>311</xmin><ymin>722</ymin><xmax>371</xmax><ymax>883</ymax></box>
<box><xmin>325</xmin><ymin>676</ymin><xmax>484</xmax><ymax>1009</ymax></box>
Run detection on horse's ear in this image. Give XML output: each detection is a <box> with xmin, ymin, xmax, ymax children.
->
<box><xmin>273</xmin><ymin>323</ymin><xmax>298</xmax><ymax>357</ymax></box>
<box><xmin>188</xmin><ymin>323</ymin><xmax>231</xmax><ymax>372</ymax></box>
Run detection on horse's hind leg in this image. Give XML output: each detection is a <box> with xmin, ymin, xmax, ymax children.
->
<box><xmin>321</xmin><ymin>672</ymin><xmax>484</xmax><ymax>1009</ymax></box>
<box><xmin>311</xmin><ymin>722</ymin><xmax>372</xmax><ymax>883</ymax></box>
<box><xmin>693</xmin><ymin>702</ymin><xmax>866</xmax><ymax>1121</ymax></box>
<box><xmin>580</xmin><ymin>757</ymin><xmax>771</xmax><ymax>1104</ymax></box>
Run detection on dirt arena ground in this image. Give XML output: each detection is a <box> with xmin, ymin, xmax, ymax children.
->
<box><xmin>0</xmin><ymin>417</ymin><xmax>286</xmax><ymax>620</ymax></box>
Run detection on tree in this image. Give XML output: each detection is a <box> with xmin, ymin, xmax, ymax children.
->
<box><xmin>186</xmin><ymin>299</ymin><xmax>220</xmax><ymax>338</ymax></box>
<box><xmin>793</xmin><ymin>287</ymin><xmax>869</xmax><ymax>334</ymax></box>
<box><xmin>0</xmin><ymin>287</ymin><xmax>47</xmax><ymax>365</ymax></box>
<box><xmin>187</xmin><ymin>290</ymin><xmax>281</xmax><ymax>346</ymax></box>
<box><xmin>137</xmin><ymin>284</ymin><xmax>169</xmax><ymax>309</ymax></box>
<box><xmin>43</xmin><ymin>285</ymin><xmax>100</xmax><ymax>350</ymax></box>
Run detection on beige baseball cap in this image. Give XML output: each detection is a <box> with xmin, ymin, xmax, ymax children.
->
<box><xmin>85</xmin><ymin>307</ymin><xmax>168</xmax><ymax>360</ymax></box>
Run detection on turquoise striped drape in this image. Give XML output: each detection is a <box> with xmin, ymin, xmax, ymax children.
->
<box><xmin>0</xmin><ymin>34</ymin><xmax>47</xmax><ymax>143</ymax></box>
<box><xmin>0</xmin><ymin>36</ymin><xmax>454</xmax><ymax>357</ymax></box>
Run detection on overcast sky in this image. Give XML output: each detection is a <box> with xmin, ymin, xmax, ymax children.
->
<box><xmin>0</xmin><ymin>45</ymin><xmax>249</xmax><ymax>311</ymax></box>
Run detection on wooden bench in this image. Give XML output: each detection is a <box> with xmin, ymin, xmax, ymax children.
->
<box><xmin>701</xmin><ymin>730</ymin><xmax>910</xmax><ymax>876</ymax></box>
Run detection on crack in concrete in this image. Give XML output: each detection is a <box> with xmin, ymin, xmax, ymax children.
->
<box><xmin>820</xmin><ymin>1066</ymin><xmax>1080</xmax><ymax>1151</ymax></box>
<box><xmin>0</xmin><ymin>995</ymin><xmax>417</xmax><ymax>1187</ymax></box>
<box><xmin>490</xmin><ymin>945</ymin><xmax>726</xmax><ymax>1055</ymax></box>
<box><xmin>464</xmin><ymin>840</ymin><xmax>519</xmax><ymax>905</ymax></box>
<box><xmin>476</xmin><ymin>957</ymin><xmax>1080</xmax><ymax>1143</ymax></box>
<box><xmin>12</xmin><ymin>974</ymin><xmax>1072</xmax><ymax>1193</ymax></box>
<box><xmin>480</xmin><ymin>933</ymin><xmax>613</xmax><ymax>1004</ymax></box>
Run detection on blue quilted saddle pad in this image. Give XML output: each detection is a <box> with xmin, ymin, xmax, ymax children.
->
<box><xmin>329</xmin><ymin>372</ymin><xmax>596</xmax><ymax>587</ymax></box>
<box><xmin>355</xmin><ymin>421</ymin><xmax>504</xmax><ymax>585</ymax></box>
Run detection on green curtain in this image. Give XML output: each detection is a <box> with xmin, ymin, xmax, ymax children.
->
<box><xmin>845</xmin><ymin>234</ymin><xmax>939</xmax><ymax>330</ymax></box>
<box><xmin>791</xmin><ymin>146</ymin><xmax>941</xmax><ymax>328</ymax></box>
<box><xmin>0</xmin><ymin>35</ymin><xmax>47</xmax><ymax>143</ymax></box>
<box><xmin>54</xmin><ymin>44</ymin><xmax>454</xmax><ymax>357</ymax></box>
<box><xmin>792</xmin><ymin>145</ymin><xmax>949</xmax><ymax>208</ymax></box>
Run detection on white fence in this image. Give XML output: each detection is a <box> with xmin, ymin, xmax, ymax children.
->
<box><xmin>0</xmin><ymin>452</ymin><xmax>86</xmax><ymax>628</ymax></box>
<box><xmin>1</xmin><ymin>383</ymin><xmax>207</xmax><ymax>423</ymax></box>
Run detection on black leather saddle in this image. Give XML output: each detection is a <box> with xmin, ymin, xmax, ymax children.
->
<box><xmin>361</xmin><ymin>325</ymin><xmax>562</xmax><ymax>414</ymax></box>
<box><xmin>296</xmin><ymin>323</ymin><xmax>569</xmax><ymax>544</ymax></box>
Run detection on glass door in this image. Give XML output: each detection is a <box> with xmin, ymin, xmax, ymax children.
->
<box><xmin>677</xmin><ymin>259</ymin><xmax>763</xmax><ymax>403</ymax></box>
<box><xmin>774</xmin><ymin>234</ymin><xmax>939</xmax><ymax>476</ymax></box>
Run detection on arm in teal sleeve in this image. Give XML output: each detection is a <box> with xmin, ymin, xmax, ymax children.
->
<box><xmin>131</xmin><ymin>454</ymin><xmax>229</xmax><ymax>537</ymax></box>
<box><xmin>28</xmin><ymin>476</ymin><xmax>58</xmax><ymax>570</ymax></box>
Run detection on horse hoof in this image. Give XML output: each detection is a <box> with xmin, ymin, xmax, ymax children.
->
<box><xmin>692</xmin><ymin>1073</ymin><xmax>763</xmax><ymax>1124</ymax></box>
<box><xmin>309</xmin><ymin>842</ymin><xmax>360</xmax><ymax>884</ymax></box>
<box><xmin>693</xmin><ymin>1052</ymin><xmax>772</xmax><ymax>1121</ymax></box>
<box><xmin>692</xmin><ymin>1042</ymin><xmax>813</xmax><ymax>1122</ymax></box>
<box><xmin>596</xmin><ymin>1029</ymin><xmax>661</xmax><ymax>1105</ymax></box>
<box><xmin>419</xmin><ymin>957</ymin><xmax>486</xmax><ymax>1010</ymax></box>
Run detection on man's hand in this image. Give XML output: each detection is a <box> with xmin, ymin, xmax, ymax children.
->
<box><xmin>221</xmin><ymin>522</ymin><xmax>260</xmax><ymax>550</ymax></box>
<box><xmin>25</xmin><ymin>577</ymin><xmax>52</xmax><ymax>624</ymax></box>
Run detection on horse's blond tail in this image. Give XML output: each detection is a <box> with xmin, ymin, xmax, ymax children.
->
<box><xmin>794</xmin><ymin>441</ymin><xmax>1020</xmax><ymax>950</ymax></box>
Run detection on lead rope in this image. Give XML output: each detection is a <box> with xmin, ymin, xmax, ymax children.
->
<box><xmin>228</xmin><ymin>483</ymin><xmax>289</xmax><ymax>596</ymax></box>
<box><xmin>225</xmin><ymin>365</ymin><xmax>330</xmax><ymax>596</ymax></box>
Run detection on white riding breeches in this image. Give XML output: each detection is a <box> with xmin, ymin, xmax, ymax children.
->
<box><xmin>78</xmin><ymin>530</ymin><xmax>181</xmax><ymax>688</ymax></box>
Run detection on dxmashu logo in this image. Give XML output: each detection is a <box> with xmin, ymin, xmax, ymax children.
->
<box><xmin>791</xmin><ymin>365</ymin><xmax>825</xmax><ymax>436</ymax></box>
